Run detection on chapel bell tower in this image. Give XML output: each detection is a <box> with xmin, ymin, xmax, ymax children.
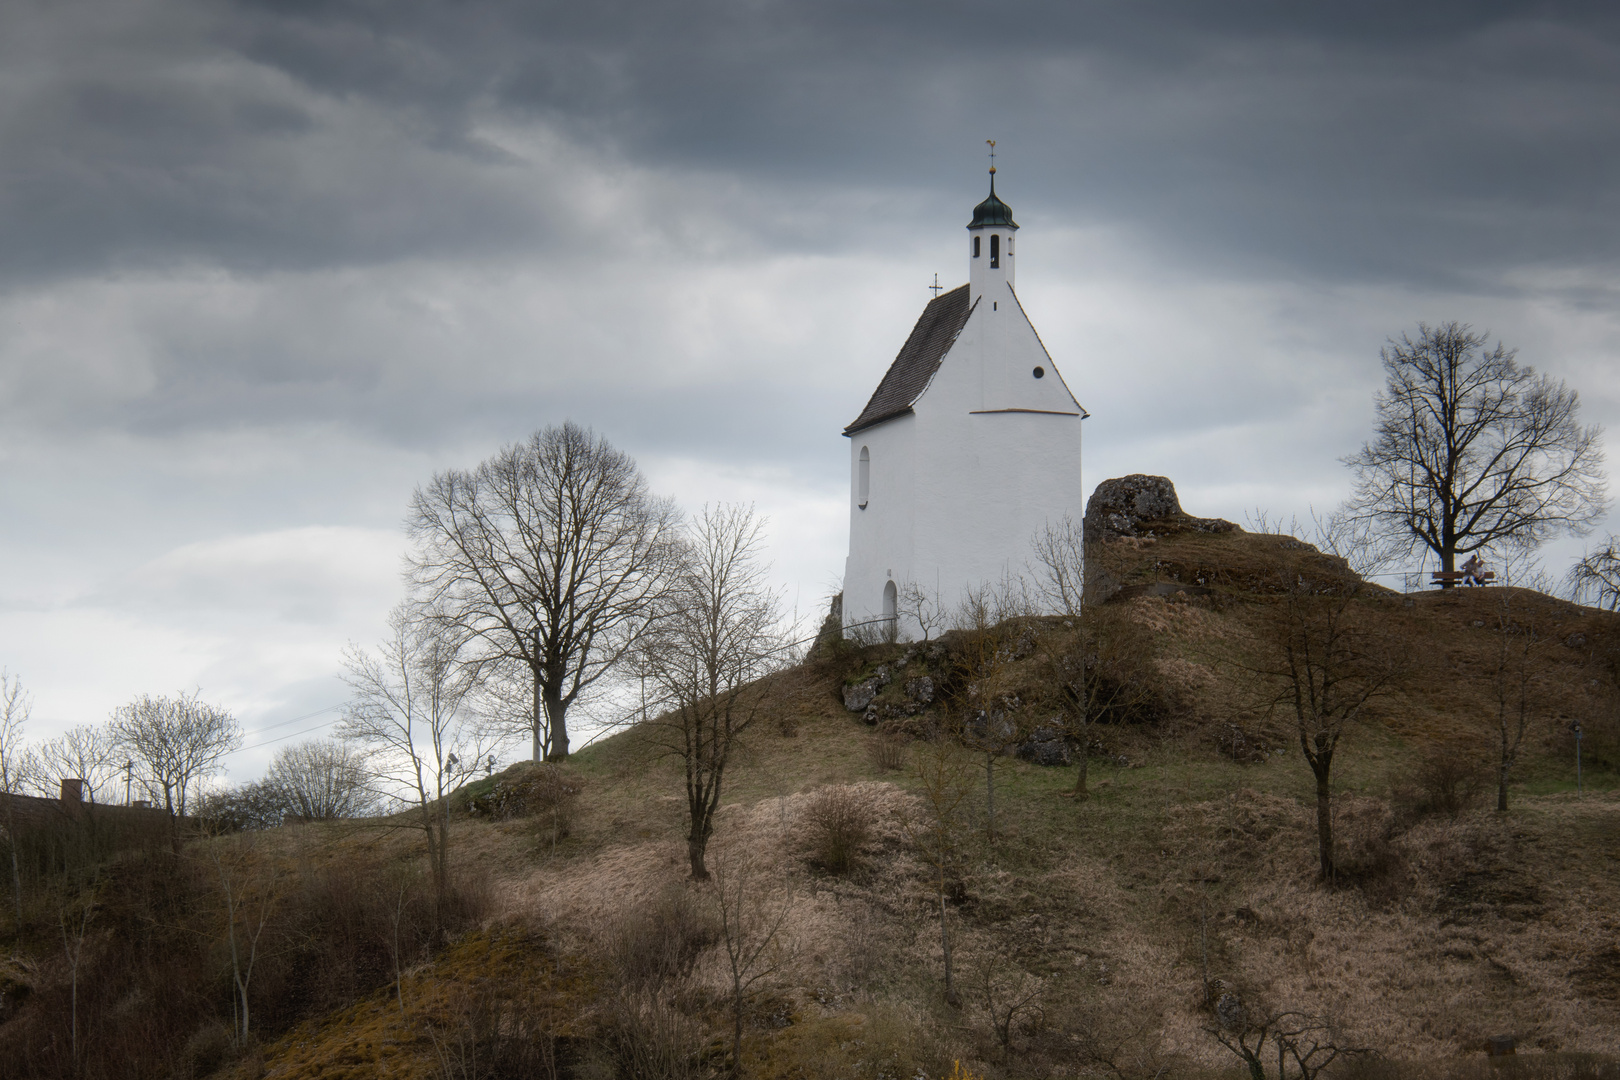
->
<box><xmin>968</xmin><ymin>141</ymin><xmax>1017</xmax><ymax>302</ymax></box>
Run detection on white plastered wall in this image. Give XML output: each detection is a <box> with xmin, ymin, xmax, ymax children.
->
<box><xmin>843</xmin><ymin>280</ymin><xmax>1084</xmax><ymax>639</ymax></box>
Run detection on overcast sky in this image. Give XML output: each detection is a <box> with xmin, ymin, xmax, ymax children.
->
<box><xmin>3</xmin><ymin>0</ymin><xmax>1618</xmax><ymax>781</ymax></box>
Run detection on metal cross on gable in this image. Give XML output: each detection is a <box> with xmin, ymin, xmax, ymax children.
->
<box><xmin>928</xmin><ymin>272</ymin><xmax>942</xmax><ymax>297</ymax></box>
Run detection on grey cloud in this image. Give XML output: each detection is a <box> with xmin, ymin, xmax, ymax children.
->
<box><xmin>3</xmin><ymin>1</ymin><xmax>1617</xmax><ymax>289</ymax></box>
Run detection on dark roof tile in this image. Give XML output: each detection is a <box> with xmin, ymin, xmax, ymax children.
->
<box><xmin>844</xmin><ymin>284</ymin><xmax>975</xmax><ymax>435</ymax></box>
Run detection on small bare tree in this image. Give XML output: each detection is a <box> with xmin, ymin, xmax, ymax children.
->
<box><xmin>708</xmin><ymin>846</ymin><xmax>795</xmax><ymax>1079</ymax></box>
<box><xmin>946</xmin><ymin>600</ymin><xmax>1030</xmax><ymax>842</ymax></box>
<box><xmin>266</xmin><ymin>738</ymin><xmax>377</xmax><ymax>820</ymax></box>
<box><xmin>897</xmin><ymin>581</ymin><xmax>947</xmax><ymax>643</ymax></box>
<box><xmin>1</xmin><ymin>670</ymin><xmax>30</xmax><ymax>922</ymax></box>
<box><xmin>1488</xmin><ymin>578</ymin><xmax>1546</xmax><ymax>812</ymax></box>
<box><xmin>899</xmin><ymin>737</ymin><xmax>973</xmax><ymax>1007</ymax></box>
<box><xmin>25</xmin><ymin>724</ymin><xmax>121</xmax><ymax>803</ymax></box>
<box><xmin>340</xmin><ymin>604</ymin><xmax>505</xmax><ymax>902</ymax></box>
<box><xmin>640</xmin><ymin>505</ymin><xmax>788</xmax><ymax>880</ymax></box>
<box><xmin>409</xmin><ymin>421</ymin><xmax>682</xmax><ymax>761</ymax></box>
<box><xmin>1253</xmin><ymin>573</ymin><xmax>1401</xmax><ymax>881</ymax></box>
<box><xmin>1030</xmin><ymin>513</ymin><xmax>1086</xmax><ymax>616</ymax></box>
<box><xmin>1040</xmin><ymin>608</ymin><xmax>1159</xmax><ymax>800</ymax></box>
<box><xmin>1566</xmin><ymin>534</ymin><xmax>1620</xmax><ymax>610</ymax></box>
<box><xmin>202</xmin><ymin>832</ymin><xmax>278</xmax><ymax>1046</ymax></box>
<box><xmin>111</xmin><ymin>691</ymin><xmax>240</xmax><ymax>818</ymax></box>
<box><xmin>1209</xmin><ymin>1000</ymin><xmax>1370</xmax><ymax>1080</ymax></box>
<box><xmin>1345</xmin><ymin>322</ymin><xmax>1607</xmax><ymax>576</ymax></box>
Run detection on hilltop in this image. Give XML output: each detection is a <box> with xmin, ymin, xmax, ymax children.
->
<box><xmin>3</xmin><ymin>527</ymin><xmax>1618</xmax><ymax>1080</ymax></box>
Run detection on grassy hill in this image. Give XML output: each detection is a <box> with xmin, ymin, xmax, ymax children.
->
<box><xmin>4</xmin><ymin>528</ymin><xmax>1619</xmax><ymax>1080</ymax></box>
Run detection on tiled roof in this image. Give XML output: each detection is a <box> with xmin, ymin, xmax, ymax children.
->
<box><xmin>844</xmin><ymin>285</ymin><xmax>975</xmax><ymax>435</ymax></box>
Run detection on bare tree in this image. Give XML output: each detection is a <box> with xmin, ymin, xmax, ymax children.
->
<box><xmin>202</xmin><ymin>833</ymin><xmax>277</xmax><ymax>1046</ymax></box>
<box><xmin>1030</xmin><ymin>513</ymin><xmax>1086</xmax><ymax>616</ymax></box>
<box><xmin>1310</xmin><ymin>505</ymin><xmax>1404</xmax><ymax>579</ymax></box>
<box><xmin>639</xmin><ymin>504</ymin><xmax>788</xmax><ymax>880</ymax></box>
<box><xmin>1566</xmin><ymin>534</ymin><xmax>1620</xmax><ymax>610</ymax></box>
<box><xmin>111</xmin><ymin>691</ymin><xmax>240</xmax><ymax>818</ymax></box>
<box><xmin>1345</xmin><ymin>322</ymin><xmax>1607</xmax><ymax>577</ymax></box>
<box><xmin>1</xmin><ymin>670</ymin><xmax>29</xmax><ymax>922</ymax></box>
<box><xmin>708</xmin><ymin>846</ymin><xmax>795</xmax><ymax>1079</ymax></box>
<box><xmin>897</xmin><ymin>580</ymin><xmax>947</xmax><ymax>643</ymax></box>
<box><xmin>1040</xmin><ymin>608</ymin><xmax>1159</xmax><ymax>800</ymax></box>
<box><xmin>24</xmin><ymin>724</ymin><xmax>121</xmax><ymax>803</ymax></box>
<box><xmin>946</xmin><ymin>600</ymin><xmax>1031</xmax><ymax>842</ymax></box>
<box><xmin>1254</xmin><ymin>574</ymin><xmax>1401</xmax><ymax>881</ymax></box>
<box><xmin>340</xmin><ymin>604</ymin><xmax>504</xmax><ymax>903</ymax></box>
<box><xmin>1488</xmin><ymin>580</ymin><xmax>1545</xmax><ymax>813</ymax></box>
<box><xmin>899</xmin><ymin>737</ymin><xmax>973</xmax><ymax>1007</ymax></box>
<box><xmin>1209</xmin><ymin>1004</ymin><xmax>1370</xmax><ymax>1080</ymax></box>
<box><xmin>409</xmin><ymin>422</ymin><xmax>682</xmax><ymax>761</ymax></box>
<box><xmin>266</xmin><ymin>738</ymin><xmax>378</xmax><ymax>820</ymax></box>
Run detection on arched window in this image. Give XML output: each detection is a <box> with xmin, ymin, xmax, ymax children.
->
<box><xmin>858</xmin><ymin>446</ymin><xmax>870</xmax><ymax>509</ymax></box>
<box><xmin>883</xmin><ymin>580</ymin><xmax>897</xmax><ymax>622</ymax></box>
<box><xmin>972</xmin><ymin>235</ymin><xmax>981</xmax><ymax>258</ymax></box>
<box><xmin>990</xmin><ymin>234</ymin><xmax>1000</xmax><ymax>268</ymax></box>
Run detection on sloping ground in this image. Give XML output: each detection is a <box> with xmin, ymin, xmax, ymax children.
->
<box><xmin>233</xmin><ymin>533</ymin><xmax>1620</xmax><ymax>1076</ymax></box>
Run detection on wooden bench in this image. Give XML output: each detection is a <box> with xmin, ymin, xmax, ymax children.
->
<box><xmin>1431</xmin><ymin>570</ymin><xmax>1496</xmax><ymax>587</ymax></box>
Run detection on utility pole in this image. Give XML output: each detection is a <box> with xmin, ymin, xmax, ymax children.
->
<box><xmin>124</xmin><ymin>760</ymin><xmax>133</xmax><ymax>806</ymax></box>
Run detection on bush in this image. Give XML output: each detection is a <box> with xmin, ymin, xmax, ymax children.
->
<box><xmin>602</xmin><ymin>884</ymin><xmax>717</xmax><ymax>990</ymax></box>
<box><xmin>866</xmin><ymin>732</ymin><xmax>908</xmax><ymax>772</ymax></box>
<box><xmin>1393</xmin><ymin>742</ymin><xmax>1485</xmax><ymax>824</ymax></box>
<box><xmin>801</xmin><ymin>786</ymin><xmax>874</xmax><ymax>875</ymax></box>
<box><xmin>467</xmin><ymin>763</ymin><xmax>584</xmax><ymax>844</ymax></box>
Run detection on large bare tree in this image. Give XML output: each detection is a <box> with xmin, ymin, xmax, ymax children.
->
<box><xmin>409</xmin><ymin>422</ymin><xmax>681</xmax><ymax>760</ymax></box>
<box><xmin>639</xmin><ymin>504</ymin><xmax>788</xmax><ymax>880</ymax></box>
<box><xmin>1345</xmin><ymin>323</ymin><xmax>1607</xmax><ymax>576</ymax></box>
<box><xmin>266</xmin><ymin>738</ymin><xmax>378</xmax><ymax>820</ymax></box>
<box><xmin>111</xmin><ymin>691</ymin><xmax>240</xmax><ymax>817</ymax></box>
<box><xmin>24</xmin><ymin>724</ymin><xmax>121</xmax><ymax>803</ymax></box>
<box><xmin>340</xmin><ymin>604</ymin><xmax>503</xmax><ymax>902</ymax></box>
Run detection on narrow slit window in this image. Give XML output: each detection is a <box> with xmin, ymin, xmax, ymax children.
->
<box><xmin>858</xmin><ymin>446</ymin><xmax>870</xmax><ymax>509</ymax></box>
<box><xmin>972</xmin><ymin>235</ymin><xmax>981</xmax><ymax>258</ymax></box>
<box><xmin>990</xmin><ymin>234</ymin><xmax>1000</xmax><ymax>268</ymax></box>
<box><xmin>883</xmin><ymin>580</ymin><xmax>898</xmax><ymax>624</ymax></box>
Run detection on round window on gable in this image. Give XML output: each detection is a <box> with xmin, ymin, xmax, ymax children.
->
<box><xmin>1033</xmin><ymin>366</ymin><xmax>1045</xmax><ymax>379</ymax></box>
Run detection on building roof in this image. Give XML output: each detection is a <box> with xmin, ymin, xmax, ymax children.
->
<box><xmin>968</xmin><ymin>176</ymin><xmax>1017</xmax><ymax>229</ymax></box>
<box><xmin>844</xmin><ymin>284</ymin><xmax>975</xmax><ymax>436</ymax></box>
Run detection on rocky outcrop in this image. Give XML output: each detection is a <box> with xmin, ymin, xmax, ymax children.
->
<box><xmin>1084</xmin><ymin>474</ymin><xmax>1239</xmax><ymax>542</ymax></box>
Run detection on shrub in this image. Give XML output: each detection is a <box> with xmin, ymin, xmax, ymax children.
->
<box><xmin>866</xmin><ymin>732</ymin><xmax>908</xmax><ymax>772</ymax></box>
<box><xmin>801</xmin><ymin>786</ymin><xmax>874</xmax><ymax>875</ymax></box>
<box><xmin>602</xmin><ymin>884</ymin><xmax>717</xmax><ymax>990</ymax></box>
<box><xmin>1392</xmin><ymin>742</ymin><xmax>1485</xmax><ymax>824</ymax></box>
<box><xmin>467</xmin><ymin>763</ymin><xmax>584</xmax><ymax>844</ymax></box>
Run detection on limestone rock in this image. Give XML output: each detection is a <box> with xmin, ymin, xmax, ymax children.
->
<box><xmin>1016</xmin><ymin>721</ymin><xmax>1072</xmax><ymax>767</ymax></box>
<box><xmin>843</xmin><ymin>681</ymin><xmax>878</xmax><ymax>713</ymax></box>
<box><xmin>1085</xmin><ymin>474</ymin><xmax>1239</xmax><ymax>542</ymax></box>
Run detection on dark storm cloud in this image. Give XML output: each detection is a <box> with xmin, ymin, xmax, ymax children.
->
<box><xmin>3</xmin><ymin>1</ymin><xmax>1617</xmax><ymax>287</ymax></box>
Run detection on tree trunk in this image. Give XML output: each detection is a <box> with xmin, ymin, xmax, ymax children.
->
<box><xmin>1069</xmin><ymin>712</ymin><xmax>1090</xmax><ymax>799</ymax></box>
<box><xmin>1497</xmin><ymin>759</ymin><xmax>1510</xmax><ymax>812</ymax></box>
<box><xmin>543</xmin><ymin>685</ymin><xmax>569</xmax><ymax>760</ymax></box>
<box><xmin>10</xmin><ymin>846</ymin><xmax>21</xmax><ymax>923</ymax></box>
<box><xmin>687</xmin><ymin>833</ymin><xmax>710</xmax><ymax>880</ymax></box>
<box><xmin>939</xmin><ymin>870</ymin><xmax>959</xmax><ymax>1007</ymax></box>
<box><xmin>1315</xmin><ymin>773</ymin><xmax>1334</xmax><ymax>882</ymax></box>
<box><xmin>985</xmin><ymin>754</ymin><xmax>995</xmax><ymax>840</ymax></box>
<box><xmin>731</xmin><ymin>978</ymin><xmax>745</xmax><ymax>1080</ymax></box>
<box><xmin>532</xmin><ymin>663</ymin><xmax>543</xmax><ymax>762</ymax></box>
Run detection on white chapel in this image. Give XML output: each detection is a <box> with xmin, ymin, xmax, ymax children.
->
<box><xmin>841</xmin><ymin>168</ymin><xmax>1087</xmax><ymax>639</ymax></box>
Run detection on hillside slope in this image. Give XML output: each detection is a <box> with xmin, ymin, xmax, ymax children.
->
<box><xmin>6</xmin><ymin>530</ymin><xmax>1617</xmax><ymax>1080</ymax></box>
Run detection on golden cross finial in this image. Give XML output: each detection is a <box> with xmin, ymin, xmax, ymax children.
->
<box><xmin>986</xmin><ymin>139</ymin><xmax>997</xmax><ymax>175</ymax></box>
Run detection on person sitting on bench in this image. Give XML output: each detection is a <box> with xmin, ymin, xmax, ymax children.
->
<box><xmin>1461</xmin><ymin>554</ymin><xmax>1486</xmax><ymax>586</ymax></box>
